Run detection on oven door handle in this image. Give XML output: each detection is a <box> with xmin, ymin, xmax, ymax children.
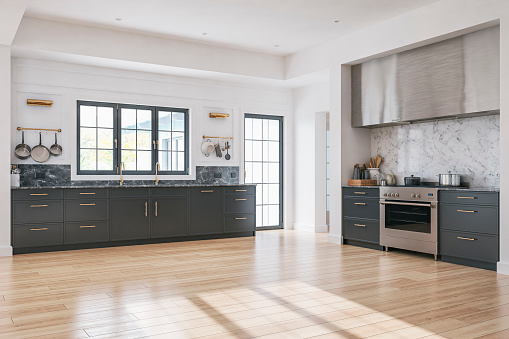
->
<box><xmin>380</xmin><ymin>201</ymin><xmax>435</xmax><ymax>208</ymax></box>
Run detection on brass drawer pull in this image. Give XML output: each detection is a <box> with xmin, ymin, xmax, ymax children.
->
<box><xmin>457</xmin><ymin>197</ymin><xmax>476</xmax><ymax>199</ymax></box>
<box><xmin>80</xmin><ymin>225</ymin><xmax>96</xmax><ymax>228</ymax></box>
<box><xmin>354</xmin><ymin>224</ymin><xmax>366</xmax><ymax>227</ymax></box>
<box><xmin>30</xmin><ymin>228</ymin><xmax>48</xmax><ymax>231</ymax></box>
<box><xmin>457</xmin><ymin>237</ymin><xmax>476</xmax><ymax>241</ymax></box>
<box><xmin>354</xmin><ymin>203</ymin><xmax>366</xmax><ymax>206</ymax></box>
<box><xmin>79</xmin><ymin>192</ymin><xmax>96</xmax><ymax>195</ymax></box>
<box><xmin>30</xmin><ymin>204</ymin><xmax>48</xmax><ymax>208</ymax></box>
<box><xmin>235</xmin><ymin>199</ymin><xmax>247</xmax><ymax>201</ymax></box>
<box><xmin>145</xmin><ymin>202</ymin><xmax>148</xmax><ymax>217</ymax></box>
<box><xmin>201</xmin><ymin>190</ymin><xmax>214</xmax><ymax>193</ymax></box>
<box><xmin>155</xmin><ymin>202</ymin><xmax>158</xmax><ymax>217</ymax></box>
<box><xmin>354</xmin><ymin>192</ymin><xmax>366</xmax><ymax>195</ymax></box>
<box><xmin>235</xmin><ymin>189</ymin><xmax>247</xmax><ymax>192</ymax></box>
<box><xmin>30</xmin><ymin>193</ymin><xmax>48</xmax><ymax>196</ymax></box>
<box><xmin>235</xmin><ymin>217</ymin><xmax>247</xmax><ymax>220</ymax></box>
<box><xmin>457</xmin><ymin>210</ymin><xmax>476</xmax><ymax>213</ymax></box>
<box><xmin>79</xmin><ymin>203</ymin><xmax>96</xmax><ymax>206</ymax></box>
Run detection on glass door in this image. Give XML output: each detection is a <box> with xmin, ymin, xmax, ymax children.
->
<box><xmin>244</xmin><ymin>114</ymin><xmax>283</xmax><ymax>229</ymax></box>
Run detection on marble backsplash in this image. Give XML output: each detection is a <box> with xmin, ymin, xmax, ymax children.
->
<box><xmin>371</xmin><ymin>115</ymin><xmax>500</xmax><ymax>187</ymax></box>
<box><xmin>13</xmin><ymin>165</ymin><xmax>239</xmax><ymax>187</ymax></box>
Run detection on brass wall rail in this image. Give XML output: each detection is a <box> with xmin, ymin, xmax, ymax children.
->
<box><xmin>17</xmin><ymin>127</ymin><xmax>62</xmax><ymax>133</ymax></box>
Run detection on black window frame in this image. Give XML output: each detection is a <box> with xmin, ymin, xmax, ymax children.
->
<box><xmin>77</xmin><ymin>100</ymin><xmax>189</xmax><ymax>176</ymax></box>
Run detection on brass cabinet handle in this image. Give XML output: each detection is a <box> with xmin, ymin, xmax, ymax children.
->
<box><xmin>115</xmin><ymin>138</ymin><xmax>118</xmax><ymax>148</ymax></box>
<box><xmin>354</xmin><ymin>192</ymin><xmax>366</xmax><ymax>195</ymax></box>
<box><xmin>354</xmin><ymin>203</ymin><xmax>366</xmax><ymax>206</ymax></box>
<box><xmin>235</xmin><ymin>217</ymin><xmax>247</xmax><ymax>220</ymax></box>
<box><xmin>79</xmin><ymin>203</ymin><xmax>96</xmax><ymax>206</ymax></box>
<box><xmin>30</xmin><ymin>204</ymin><xmax>48</xmax><ymax>208</ymax></box>
<box><xmin>155</xmin><ymin>202</ymin><xmax>158</xmax><ymax>217</ymax></box>
<box><xmin>201</xmin><ymin>190</ymin><xmax>214</xmax><ymax>193</ymax></box>
<box><xmin>457</xmin><ymin>210</ymin><xmax>476</xmax><ymax>213</ymax></box>
<box><xmin>354</xmin><ymin>224</ymin><xmax>366</xmax><ymax>227</ymax></box>
<box><xmin>457</xmin><ymin>197</ymin><xmax>476</xmax><ymax>199</ymax></box>
<box><xmin>153</xmin><ymin>140</ymin><xmax>156</xmax><ymax>149</ymax></box>
<box><xmin>235</xmin><ymin>189</ymin><xmax>247</xmax><ymax>192</ymax></box>
<box><xmin>80</xmin><ymin>225</ymin><xmax>96</xmax><ymax>228</ymax></box>
<box><xmin>30</xmin><ymin>193</ymin><xmax>48</xmax><ymax>196</ymax></box>
<box><xmin>79</xmin><ymin>192</ymin><xmax>96</xmax><ymax>195</ymax></box>
<box><xmin>145</xmin><ymin>202</ymin><xmax>148</xmax><ymax>217</ymax></box>
<box><xmin>235</xmin><ymin>199</ymin><xmax>247</xmax><ymax>201</ymax></box>
<box><xmin>457</xmin><ymin>236</ymin><xmax>476</xmax><ymax>241</ymax></box>
<box><xmin>30</xmin><ymin>228</ymin><xmax>48</xmax><ymax>231</ymax></box>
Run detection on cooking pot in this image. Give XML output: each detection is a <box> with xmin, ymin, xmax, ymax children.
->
<box><xmin>439</xmin><ymin>172</ymin><xmax>461</xmax><ymax>186</ymax></box>
<box><xmin>404</xmin><ymin>175</ymin><xmax>421</xmax><ymax>186</ymax></box>
<box><xmin>201</xmin><ymin>139</ymin><xmax>215</xmax><ymax>157</ymax></box>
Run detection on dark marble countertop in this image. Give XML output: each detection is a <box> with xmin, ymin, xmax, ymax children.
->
<box><xmin>12</xmin><ymin>184</ymin><xmax>256</xmax><ymax>190</ymax></box>
<box><xmin>342</xmin><ymin>185</ymin><xmax>499</xmax><ymax>192</ymax></box>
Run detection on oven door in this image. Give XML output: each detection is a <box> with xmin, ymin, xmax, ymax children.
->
<box><xmin>380</xmin><ymin>200</ymin><xmax>437</xmax><ymax>242</ymax></box>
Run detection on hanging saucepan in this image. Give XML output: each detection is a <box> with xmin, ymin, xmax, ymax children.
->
<box><xmin>49</xmin><ymin>133</ymin><xmax>62</xmax><ymax>156</ymax></box>
<box><xmin>14</xmin><ymin>131</ymin><xmax>31</xmax><ymax>160</ymax></box>
<box><xmin>31</xmin><ymin>132</ymin><xmax>50</xmax><ymax>163</ymax></box>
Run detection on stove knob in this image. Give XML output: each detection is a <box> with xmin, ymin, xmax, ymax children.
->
<box><xmin>395</xmin><ymin>193</ymin><xmax>399</xmax><ymax>197</ymax></box>
<box><xmin>391</xmin><ymin>193</ymin><xmax>395</xmax><ymax>197</ymax></box>
<box><xmin>411</xmin><ymin>194</ymin><xmax>416</xmax><ymax>198</ymax></box>
<box><xmin>416</xmin><ymin>194</ymin><xmax>421</xmax><ymax>198</ymax></box>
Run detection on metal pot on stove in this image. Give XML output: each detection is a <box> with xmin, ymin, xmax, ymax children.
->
<box><xmin>439</xmin><ymin>172</ymin><xmax>461</xmax><ymax>186</ymax></box>
<box><xmin>404</xmin><ymin>175</ymin><xmax>421</xmax><ymax>186</ymax></box>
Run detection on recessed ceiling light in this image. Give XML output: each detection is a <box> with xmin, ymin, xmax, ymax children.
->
<box><xmin>334</xmin><ymin>19</ymin><xmax>342</xmax><ymax>23</ymax></box>
<box><xmin>115</xmin><ymin>18</ymin><xmax>122</xmax><ymax>21</ymax></box>
<box><xmin>202</xmin><ymin>32</ymin><xmax>208</xmax><ymax>36</ymax></box>
<box><xmin>274</xmin><ymin>44</ymin><xmax>280</xmax><ymax>47</ymax></box>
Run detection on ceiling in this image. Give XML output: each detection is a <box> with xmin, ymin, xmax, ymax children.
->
<box><xmin>25</xmin><ymin>0</ymin><xmax>440</xmax><ymax>56</ymax></box>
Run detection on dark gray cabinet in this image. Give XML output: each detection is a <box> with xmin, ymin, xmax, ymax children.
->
<box><xmin>224</xmin><ymin>186</ymin><xmax>256</xmax><ymax>233</ymax></box>
<box><xmin>189</xmin><ymin>188</ymin><xmax>223</xmax><ymax>235</ymax></box>
<box><xmin>439</xmin><ymin>191</ymin><xmax>499</xmax><ymax>271</ymax></box>
<box><xmin>151</xmin><ymin>197</ymin><xmax>189</xmax><ymax>238</ymax></box>
<box><xmin>342</xmin><ymin>187</ymin><xmax>381</xmax><ymax>248</ymax></box>
<box><xmin>110</xmin><ymin>198</ymin><xmax>150</xmax><ymax>241</ymax></box>
<box><xmin>64</xmin><ymin>221</ymin><xmax>109</xmax><ymax>244</ymax></box>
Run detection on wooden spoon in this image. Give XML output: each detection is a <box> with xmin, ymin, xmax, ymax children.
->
<box><xmin>370</xmin><ymin>158</ymin><xmax>375</xmax><ymax>168</ymax></box>
<box><xmin>376</xmin><ymin>155</ymin><xmax>382</xmax><ymax>168</ymax></box>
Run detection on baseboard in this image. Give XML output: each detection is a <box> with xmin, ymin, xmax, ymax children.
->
<box><xmin>315</xmin><ymin>224</ymin><xmax>329</xmax><ymax>233</ymax></box>
<box><xmin>0</xmin><ymin>246</ymin><xmax>13</xmax><ymax>257</ymax></box>
<box><xmin>497</xmin><ymin>261</ymin><xmax>509</xmax><ymax>275</ymax></box>
<box><xmin>293</xmin><ymin>223</ymin><xmax>316</xmax><ymax>232</ymax></box>
<box><xmin>328</xmin><ymin>234</ymin><xmax>342</xmax><ymax>245</ymax></box>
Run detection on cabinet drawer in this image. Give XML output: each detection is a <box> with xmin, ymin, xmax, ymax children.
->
<box><xmin>342</xmin><ymin>197</ymin><xmax>380</xmax><ymax>220</ymax></box>
<box><xmin>440</xmin><ymin>230</ymin><xmax>499</xmax><ymax>262</ymax></box>
<box><xmin>439</xmin><ymin>204</ymin><xmax>498</xmax><ymax>235</ymax></box>
<box><xmin>64</xmin><ymin>189</ymin><xmax>108</xmax><ymax>199</ymax></box>
<box><xmin>13</xmin><ymin>223</ymin><xmax>63</xmax><ymax>248</ymax></box>
<box><xmin>224</xmin><ymin>186</ymin><xmax>256</xmax><ymax>196</ymax></box>
<box><xmin>109</xmin><ymin>188</ymin><xmax>150</xmax><ymax>198</ymax></box>
<box><xmin>342</xmin><ymin>218</ymin><xmax>380</xmax><ymax>244</ymax></box>
<box><xmin>65</xmin><ymin>200</ymin><xmax>109</xmax><ymax>221</ymax></box>
<box><xmin>225</xmin><ymin>214</ymin><xmax>255</xmax><ymax>232</ymax></box>
<box><xmin>13</xmin><ymin>201</ymin><xmax>63</xmax><ymax>224</ymax></box>
<box><xmin>439</xmin><ymin>191</ymin><xmax>498</xmax><ymax>206</ymax></box>
<box><xmin>12</xmin><ymin>189</ymin><xmax>63</xmax><ymax>201</ymax></box>
<box><xmin>150</xmin><ymin>187</ymin><xmax>189</xmax><ymax>197</ymax></box>
<box><xmin>65</xmin><ymin>221</ymin><xmax>109</xmax><ymax>244</ymax></box>
<box><xmin>343</xmin><ymin>187</ymin><xmax>379</xmax><ymax>199</ymax></box>
<box><xmin>225</xmin><ymin>196</ymin><xmax>255</xmax><ymax>214</ymax></box>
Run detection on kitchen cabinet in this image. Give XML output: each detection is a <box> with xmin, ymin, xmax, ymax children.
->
<box><xmin>439</xmin><ymin>191</ymin><xmax>499</xmax><ymax>271</ymax></box>
<box><xmin>189</xmin><ymin>187</ymin><xmax>223</xmax><ymax>235</ymax></box>
<box><xmin>224</xmin><ymin>185</ymin><xmax>256</xmax><ymax>233</ymax></box>
<box><xmin>150</xmin><ymin>197</ymin><xmax>188</xmax><ymax>238</ymax></box>
<box><xmin>110</xmin><ymin>198</ymin><xmax>150</xmax><ymax>241</ymax></box>
<box><xmin>342</xmin><ymin>187</ymin><xmax>382</xmax><ymax>249</ymax></box>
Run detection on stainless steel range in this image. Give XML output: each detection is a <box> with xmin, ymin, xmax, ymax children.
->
<box><xmin>380</xmin><ymin>186</ymin><xmax>438</xmax><ymax>260</ymax></box>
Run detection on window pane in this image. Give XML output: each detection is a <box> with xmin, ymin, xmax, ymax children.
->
<box><xmin>245</xmin><ymin>162</ymin><xmax>253</xmax><ymax>184</ymax></box>
<box><xmin>245</xmin><ymin>140</ymin><xmax>253</xmax><ymax>162</ymax></box>
<box><xmin>98</xmin><ymin>128</ymin><xmax>113</xmax><ymax>149</ymax></box>
<box><xmin>268</xmin><ymin>184</ymin><xmax>279</xmax><ymax>205</ymax></box>
<box><xmin>268</xmin><ymin>205</ymin><xmax>279</xmax><ymax>226</ymax></box>
<box><xmin>268</xmin><ymin>163</ymin><xmax>279</xmax><ymax>183</ymax></box>
<box><xmin>262</xmin><ymin>205</ymin><xmax>269</xmax><ymax>226</ymax></box>
<box><xmin>253</xmin><ymin>141</ymin><xmax>262</xmax><ymax>162</ymax></box>
<box><xmin>262</xmin><ymin>119</ymin><xmax>269</xmax><ymax>140</ymax></box>
<box><xmin>262</xmin><ymin>183</ymin><xmax>269</xmax><ymax>205</ymax></box>
<box><xmin>262</xmin><ymin>141</ymin><xmax>269</xmax><ymax>162</ymax></box>
<box><xmin>253</xmin><ymin>162</ymin><xmax>262</xmax><ymax>183</ymax></box>
<box><xmin>172</xmin><ymin>112</ymin><xmax>185</xmax><ymax>131</ymax></box>
<box><xmin>137</xmin><ymin>130</ymin><xmax>152</xmax><ymax>150</ymax></box>
<box><xmin>80</xmin><ymin>128</ymin><xmax>96</xmax><ymax>148</ymax></box>
<box><xmin>256</xmin><ymin>185</ymin><xmax>262</xmax><ymax>205</ymax></box>
<box><xmin>97</xmin><ymin>150</ymin><xmax>113</xmax><ymax>171</ymax></box>
<box><xmin>80</xmin><ymin>149</ymin><xmax>96</xmax><ymax>170</ymax></box>
<box><xmin>245</xmin><ymin>118</ymin><xmax>253</xmax><ymax>139</ymax></box>
<box><xmin>137</xmin><ymin>109</ymin><xmax>152</xmax><ymax>129</ymax></box>
<box><xmin>158</xmin><ymin>111</ymin><xmax>172</xmax><ymax>131</ymax></box>
<box><xmin>159</xmin><ymin>132</ymin><xmax>171</xmax><ymax>151</ymax></box>
<box><xmin>121</xmin><ymin>109</ymin><xmax>136</xmax><ymax>129</ymax></box>
<box><xmin>97</xmin><ymin>107</ymin><xmax>113</xmax><ymax>128</ymax></box>
<box><xmin>171</xmin><ymin>152</ymin><xmax>185</xmax><ymax>171</ymax></box>
<box><xmin>158</xmin><ymin>151</ymin><xmax>171</xmax><ymax>171</ymax></box>
<box><xmin>121</xmin><ymin>129</ymin><xmax>136</xmax><ymax>149</ymax></box>
<box><xmin>268</xmin><ymin>141</ymin><xmax>279</xmax><ymax>162</ymax></box>
<box><xmin>253</xmin><ymin>118</ymin><xmax>262</xmax><ymax>140</ymax></box>
<box><xmin>121</xmin><ymin>150</ymin><xmax>136</xmax><ymax>170</ymax></box>
<box><xmin>177</xmin><ymin>152</ymin><xmax>185</xmax><ymax>171</ymax></box>
<box><xmin>80</xmin><ymin>106</ymin><xmax>96</xmax><ymax>127</ymax></box>
<box><xmin>256</xmin><ymin>206</ymin><xmax>262</xmax><ymax>227</ymax></box>
<box><xmin>268</xmin><ymin>119</ymin><xmax>279</xmax><ymax>141</ymax></box>
<box><xmin>263</xmin><ymin>162</ymin><xmax>269</xmax><ymax>184</ymax></box>
<box><xmin>137</xmin><ymin>151</ymin><xmax>151</xmax><ymax>171</ymax></box>
<box><xmin>172</xmin><ymin>132</ymin><xmax>185</xmax><ymax>151</ymax></box>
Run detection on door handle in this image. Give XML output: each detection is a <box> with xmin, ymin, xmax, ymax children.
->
<box><xmin>30</xmin><ymin>193</ymin><xmax>48</xmax><ymax>196</ymax></box>
<box><xmin>145</xmin><ymin>202</ymin><xmax>148</xmax><ymax>217</ymax></box>
<box><xmin>457</xmin><ymin>236</ymin><xmax>476</xmax><ymax>241</ymax></box>
<box><xmin>235</xmin><ymin>217</ymin><xmax>247</xmax><ymax>220</ymax></box>
<box><xmin>235</xmin><ymin>199</ymin><xmax>247</xmax><ymax>201</ymax></box>
<box><xmin>30</xmin><ymin>204</ymin><xmax>48</xmax><ymax>208</ymax></box>
<box><xmin>354</xmin><ymin>224</ymin><xmax>366</xmax><ymax>227</ymax></box>
<box><xmin>79</xmin><ymin>192</ymin><xmax>96</xmax><ymax>195</ymax></box>
<box><xmin>354</xmin><ymin>192</ymin><xmax>366</xmax><ymax>195</ymax></box>
<box><xmin>201</xmin><ymin>190</ymin><xmax>214</xmax><ymax>193</ymax></box>
<box><xmin>79</xmin><ymin>203</ymin><xmax>96</xmax><ymax>206</ymax></box>
<box><xmin>235</xmin><ymin>190</ymin><xmax>247</xmax><ymax>192</ymax></box>
<box><xmin>30</xmin><ymin>228</ymin><xmax>48</xmax><ymax>231</ymax></box>
<box><xmin>457</xmin><ymin>197</ymin><xmax>476</xmax><ymax>199</ymax></box>
<box><xmin>155</xmin><ymin>202</ymin><xmax>158</xmax><ymax>217</ymax></box>
<box><xmin>457</xmin><ymin>210</ymin><xmax>477</xmax><ymax>213</ymax></box>
<box><xmin>80</xmin><ymin>225</ymin><xmax>96</xmax><ymax>228</ymax></box>
<box><xmin>354</xmin><ymin>203</ymin><xmax>366</xmax><ymax>206</ymax></box>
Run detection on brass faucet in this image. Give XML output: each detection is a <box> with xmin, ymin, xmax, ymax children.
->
<box><xmin>155</xmin><ymin>162</ymin><xmax>160</xmax><ymax>185</ymax></box>
<box><xmin>119</xmin><ymin>162</ymin><xmax>126</xmax><ymax>186</ymax></box>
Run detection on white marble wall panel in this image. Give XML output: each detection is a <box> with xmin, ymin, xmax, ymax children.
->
<box><xmin>371</xmin><ymin>115</ymin><xmax>500</xmax><ymax>187</ymax></box>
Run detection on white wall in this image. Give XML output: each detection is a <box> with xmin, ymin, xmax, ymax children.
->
<box><xmin>292</xmin><ymin>81</ymin><xmax>329</xmax><ymax>232</ymax></box>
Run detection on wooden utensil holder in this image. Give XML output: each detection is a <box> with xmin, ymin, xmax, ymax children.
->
<box><xmin>348</xmin><ymin>179</ymin><xmax>378</xmax><ymax>186</ymax></box>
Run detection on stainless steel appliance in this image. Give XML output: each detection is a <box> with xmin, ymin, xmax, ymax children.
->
<box><xmin>439</xmin><ymin>172</ymin><xmax>461</xmax><ymax>186</ymax></box>
<box><xmin>380</xmin><ymin>187</ymin><xmax>438</xmax><ymax>260</ymax></box>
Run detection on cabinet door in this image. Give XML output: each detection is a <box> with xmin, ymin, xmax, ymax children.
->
<box><xmin>110</xmin><ymin>199</ymin><xmax>150</xmax><ymax>241</ymax></box>
<box><xmin>151</xmin><ymin>197</ymin><xmax>188</xmax><ymax>238</ymax></box>
<box><xmin>189</xmin><ymin>188</ymin><xmax>222</xmax><ymax>235</ymax></box>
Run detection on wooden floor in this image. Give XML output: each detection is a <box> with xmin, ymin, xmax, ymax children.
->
<box><xmin>0</xmin><ymin>230</ymin><xmax>509</xmax><ymax>339</ymax></box>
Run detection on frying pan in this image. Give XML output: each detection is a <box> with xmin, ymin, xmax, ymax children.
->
<box><xmin>14</xmin><ymin>131</ymin><xmax>31</xmax><ymax>160</ymax></box>
<box><xmin>31</xmin><ymin>132</ymin><xmax>50</xmax><ymax>163</ymax></box>
<box><xmin>49</xmin><ymin>133</ymin><xmax>62</xmax><ymax>156</ymax></box>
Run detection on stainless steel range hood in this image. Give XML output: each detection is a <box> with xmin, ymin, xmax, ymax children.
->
<box><xmin>351</xmin><ymin>26</ymin><xmax>500</xmax><ymax>128</ymax></box>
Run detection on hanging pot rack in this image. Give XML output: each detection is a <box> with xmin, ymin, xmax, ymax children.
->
<box><xmin>17</xmin><ymin>127</ymin><xmax>62</xmax><ymax>133</ymax></box>
<box><xmin>202</xmin><ymin>135</ymin><xmax>232</xmax><ymax>140</ymax></box>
